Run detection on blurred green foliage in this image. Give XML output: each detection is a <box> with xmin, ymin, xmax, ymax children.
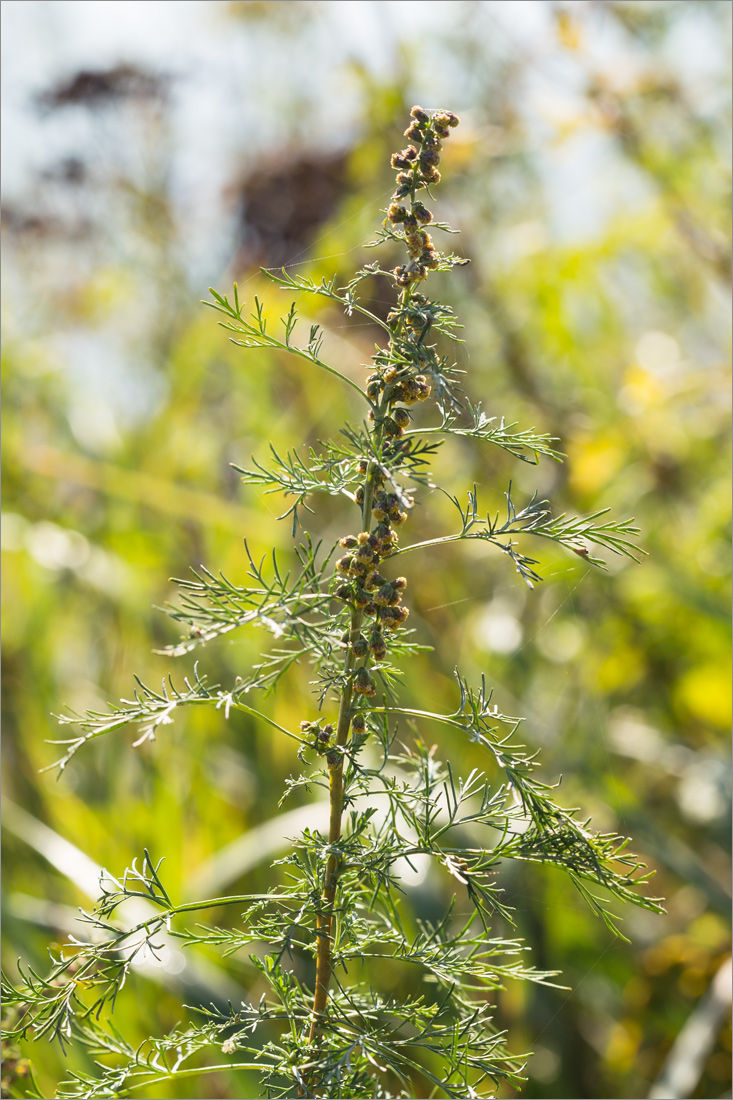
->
<box><xmin>2</xmin><ymin>2</ymin><xmax>730</xmax><ymax>1097</ymax></box>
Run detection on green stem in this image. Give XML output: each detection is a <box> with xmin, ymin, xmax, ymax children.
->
<box><xmin>306</xmin><ymin>421</ymin><xmax>385</xmax><ymax>1053</ymax></box>
<box><xmin>304</xmin><ymin>166</ymin><xmax>422</xmax><ymax>1068</ymax></box>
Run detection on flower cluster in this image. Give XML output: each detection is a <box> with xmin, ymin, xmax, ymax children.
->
<box><xmin>299</xmin><ymin>719</ymin><xmax>334</xmax><ymax>755</ymax></box>
<box><xmin>330</xmin><ymin>108</ymin><xmax>460</xmax><ymax>709</ymax></box>
<box><xmin>335</xmin><ymin>520</ymin><xmax>409</xmax><ymax>700</ymax></box>
<box><xmin>387</xmin><ymin>106</ymin><xmax>459</xmax><ymax>288</ymax></box>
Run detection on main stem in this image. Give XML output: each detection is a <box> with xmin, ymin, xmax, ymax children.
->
<box><xmin>306</xmin><ymin>277</ymin><xmax>413</xmax><ymax>1062</ymax></box>
<box><xmin>306</xmin><ymin>451</ymin><xmax>381</xmax><ymax>1050</ymax></box>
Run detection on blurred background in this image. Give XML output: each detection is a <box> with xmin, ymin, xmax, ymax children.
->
<box><xmin>1</xmin><ymin>2</ymin><xmax>730</xmax><ymax>1098</ymax></box>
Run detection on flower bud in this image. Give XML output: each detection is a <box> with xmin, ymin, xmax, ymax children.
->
<box><xmin>410</xmin><ymin>105</ymin><xmax>430</xmax><ymax>123</ymax></box>
<box><xmin>353</xmin><ymin>584</ymin><xmax>370</xmax><ymax>607</ymax></box>
<box><xmin>334</xmin><ymin>584</ymin><xmax>353</xmax><ymax>602</ymax></box>
<box><xmin>415</xmin><ymin>375</ymin><xmax>431</xmax><ymax>400</ymax></box>
<box><xmin>339</xmin><ymin>534</ymin><xmax>359</xmax><ymax>549</ymax></box>
<box><xmin>387</xmin><ymin>203</ymin><xmax>408</xmax><ymax>223</ymax></box>
<box><xmin>380</xmin><ymin>606</ymin><xmax>409</xmax><ymax>631</ymax></box>
<box><xmin>435</xmin><ymin>110</ymin><xmax>459</xmax><ymax>128</ymax></box>
<box><xmin>336</xmin><ymin>554</ymin><xmax>354</xmax><ymax>574</ymax></box>
<box><xmin>352</xmin><ymin>636</ymin><xmax>368</xmax><ymax>659</ymax></box>
<box><xmin>368</xmin><ymin>628</ymin><xmax>387</xmax><ymax>661</ymax></box>
<box><xmin>374</xmin><ymin>584</ymin><xmax>393</xmax><ymax>608</ymax></box>
<box><xmin>413</xmin><ymin>201</ymin><xmax>432</xmax><ymax>224</ymax></box>
<box><xmin>351</xmin><ymin>712</ymin><xmax>367</xmax><ymax>733</ymax></box>
<box><xmin>354</xmin><ymin>666</ymin><xmax>377</xmax><ymax>697</ymax></box>
<box><xmin>393</xmin><ymin>408</ymin><xmax>410</xmax><ymax>429</ymax></box>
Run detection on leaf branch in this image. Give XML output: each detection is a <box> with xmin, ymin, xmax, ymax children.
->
<box><xmin>204</xmin><ymin>287</ymin><xmax>369</xmax><ymax>403</ymax></box>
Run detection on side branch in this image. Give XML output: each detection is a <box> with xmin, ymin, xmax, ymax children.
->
<box><xmin>204</xmin><ymin>287</ymin><xmax>369</xmax><ymax>403</ymax></box>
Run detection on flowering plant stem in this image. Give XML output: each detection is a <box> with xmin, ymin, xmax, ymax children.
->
<box><xmin>2</xmin><ymin>107</ymin><xmax>663</xmax><ymax>1100</ymax></box>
